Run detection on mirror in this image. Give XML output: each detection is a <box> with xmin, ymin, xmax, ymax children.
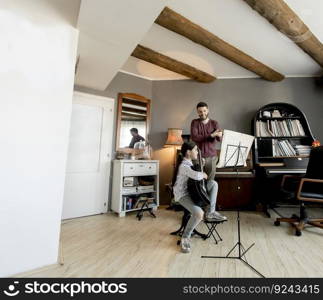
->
<box><xmin>116</xmin><ymin>93</ymin><xmax>151</xmax><ymax>153</ymax></box>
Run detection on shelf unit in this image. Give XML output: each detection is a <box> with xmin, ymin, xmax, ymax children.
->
<box><xmin>111</xmin><ymin>160</ymin><xmax>159</xmax><ymax>217</ymax></box>
<box><xmin>252</xmin><ymin>102</ymin><xmax>315</xmax><ymax>217</ymax></box>
<box><xmin>253</xmin><ymin>103</ymin><xmax>314</xmax><ymax>165</ymax></box>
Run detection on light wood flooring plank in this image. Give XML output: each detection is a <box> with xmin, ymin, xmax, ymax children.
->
<box><xmin>16</xmin><ymin>208</ymin><xmax>323</xmax><ymax>278</ymax></box>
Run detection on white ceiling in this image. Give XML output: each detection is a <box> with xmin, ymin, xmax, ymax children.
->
<box><xmin>75</xmin><ymin>0</ymin><xmax>323</xmax><ymax>89</ymax></box>
<box><xmin>75</xmin><ymin>0</ymin><xmax>168</xmax><ymax>90</ymax></box>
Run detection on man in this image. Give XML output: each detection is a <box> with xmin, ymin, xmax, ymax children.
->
<box><xmin>129</xmin><ymin>128</ymin><xmax>145</xmax><ymax>148</ymax></box>
<box><xmin>190</xmin><ymin>102</ymin><xmax>222</xmax><ymax>180</ymax></box>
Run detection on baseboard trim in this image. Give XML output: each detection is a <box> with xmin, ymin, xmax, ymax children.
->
<box><xmin>12</xmin><ymin>262</ymin><xmax>61</xmax><ymax>278</ymax></box>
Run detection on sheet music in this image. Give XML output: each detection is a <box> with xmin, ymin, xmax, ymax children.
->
<box><xmin>217</xmin><ymin>130</ymin><xmax>255</xmax><ymax>168</ymax></box>
<box><xmin>224</xmin><ymin>144</ymin><xmax>248</xmax><ymax>167</ymax></box>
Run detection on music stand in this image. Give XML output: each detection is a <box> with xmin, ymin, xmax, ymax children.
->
<box><xmin>201</xmin><ymin>130</ymin><xmax>265</xmax><ymax>278</ymax></box>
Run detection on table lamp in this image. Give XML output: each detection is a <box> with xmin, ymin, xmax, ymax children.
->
<box><xmin>164</xmin><ymin>128</ymin><xmax>184</xmax><ymax>168</ymax></box>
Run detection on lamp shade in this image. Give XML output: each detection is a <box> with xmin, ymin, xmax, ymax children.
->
<box><xmin>164</xmin><ymin>128</ymin><xmax>183</xmax><ymax>147</ymax></box>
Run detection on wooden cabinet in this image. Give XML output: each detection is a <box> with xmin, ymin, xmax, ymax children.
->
<box><xmin>111</xmin><ymin>160</ymin><xmax>159</xmax><ymax>217</ymax></box>
<box><xmin>215</xmin><ymin>174</ymin><xmax>255</xmax><ymax>210</ymax></box>
<box><xmin>214</xmin><ymin>150</ymin><xmax>255</xmax><ymax>210</ymax></box>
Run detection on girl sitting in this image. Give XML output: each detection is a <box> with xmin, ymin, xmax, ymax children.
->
<box><xmin>173</xmin><ymin>141</ymin><xmax>227</xmax><ymax>253</ymax></box>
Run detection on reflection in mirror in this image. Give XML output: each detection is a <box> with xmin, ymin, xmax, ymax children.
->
<box><xmin>120</xmin><ymin>99</ymin><xmax>146</xmax><ymax>148</ymax></box>
<box><xmin>116</xmin><ymin>93</ymin><xmax>151</xmax><ymax>152</ymax></box>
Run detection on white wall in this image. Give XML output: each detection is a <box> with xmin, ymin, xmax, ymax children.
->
<box><xmin>0</xmin><ymin>0</ymin><xmax>80</xmax><ymax>276</ymax></box>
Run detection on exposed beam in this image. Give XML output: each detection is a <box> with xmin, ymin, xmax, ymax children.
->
<box><xmin>131</xmin><ymin>44</ymin><xmax>216</xmax><ymax>83</ymax></box>
<box><xmin>243</xmin><ymin>0</ymin><xmax>323</xmax><ymax>68</ymax></box>
<box><xmin>155</xmin><ymin>7</ymin><xmax>284</xmax><ymax>82</ymax></box>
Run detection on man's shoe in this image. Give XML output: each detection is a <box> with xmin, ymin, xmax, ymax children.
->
<box><xmin>206</xmin><ymin>211</ymin><xmax>227</xmax><ymax>222</ymax></box>
<box><xmin>181</xmin><ymin>237</ymin><xmax>191</xmax><ymax>253</ymax></box>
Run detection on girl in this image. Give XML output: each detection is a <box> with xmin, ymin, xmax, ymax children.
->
<box><xmin>173</xmin><ymin>141</ymin><xmax>227</xmax><ymax>253</ymax></box>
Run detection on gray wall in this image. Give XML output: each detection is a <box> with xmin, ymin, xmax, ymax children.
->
<box><xmin>151</xmin><ymin>77</ymin><xmax>323</xmax><ymax>204</ymax></box>
<box><xmin>75</xmin><ymin>74</ymin><xmax>323</xmax><ymax>205</ymax></box>
<box><xmin>151</xmin><ymin>77</ymin><xmax>323</xmax><ymax>150</ymax></box>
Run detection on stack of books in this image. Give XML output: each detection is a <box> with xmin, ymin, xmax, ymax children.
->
<box><xmin>122</xmin><ymin>187</ymin><xmax>137</xmax><ymax>194</ymax></box>
<box><xmin>123</xmin><ymin>176</ymin><xmax>135</xmax><ymax>187</ymax></box>
<box><xmin>123</xmin><ymin>196</ymin><xmax>155</xmax><ymax>210</ymax></box>
<box><xmin>137</xmin><ymin>185</ymin><xmax>154</xmax><ymax>193</ymax></box>
<box><xmin>133</xmin><ymin>196</ymin><xmax>155</xmax><ymax>209</ymax></box>
<box><xmin>256</xmin><ymin>120</ymin><xmax>306</xmax><ymax>137</ymax></box>
<box><xmin>272</xmin><ymin>140</ymin><xmax>297</xmax><ymax>157</ymax></box>
<box><xmin>294</xmin><ymin>145</ymin><xmax>312</xmax><ymax>156</ymax></box>
<box><xmin>123</xmin><ymin>196</ymin><xmax>136</xmax><ymax>210</ymax></box>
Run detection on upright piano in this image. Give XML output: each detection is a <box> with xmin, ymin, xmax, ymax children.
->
<box><xmin>215</xmin><ymin>150</ymin><xmax>255</xmax><ymax>210</ymax></box>
<box><xmin>252</xmin><ymin>102</ymin><xmax>315</xmax><ymax>216</ymax></box>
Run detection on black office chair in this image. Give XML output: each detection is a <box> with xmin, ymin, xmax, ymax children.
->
<box><xmin>274</xmin><ymin>146</ymin><xmax>323</xmax><ymax>236</ymax></box>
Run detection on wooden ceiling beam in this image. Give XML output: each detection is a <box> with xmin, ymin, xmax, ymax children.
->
<box><xmin>155</xmin><ymin>7</ymin><xmax>284</xmax><ymax>82</ymax></box>
<box><xmin>131</xmin><ymin>44</ymin><xmax>216</xmax><ymax>83</ymax></box>
<box><xmin>243</xmin><ymin>0</ymin><xmax>323</xmax><ymax>67</ymax></box>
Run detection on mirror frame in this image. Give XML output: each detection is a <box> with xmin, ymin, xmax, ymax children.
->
<box><xmin>116</xmin><ymin>93</ymin><xmax>151</xmax><ymax>153</ymax></box>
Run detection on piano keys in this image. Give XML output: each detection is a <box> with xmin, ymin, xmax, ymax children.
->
<box><xmin>266</xmin><ymin>168</ymin><xmax>306</xmax><ymax>175</ymax></box>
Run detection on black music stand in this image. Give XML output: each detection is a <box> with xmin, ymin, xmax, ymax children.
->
<box><xmin>201</xmin><ymin>141</ymin><xmax>265</xmax><ymax>278</ymax></box>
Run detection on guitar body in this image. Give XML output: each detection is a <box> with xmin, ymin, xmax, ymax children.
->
<box><xmin>187</xmin><ymin>148</ymin><xmax>210</xmax><ymax>208</ymax></box>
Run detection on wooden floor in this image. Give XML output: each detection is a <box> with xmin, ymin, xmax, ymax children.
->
<box><xmin>17</xmin><ymin>208</ymin><xmax>323</xmax><ymax>278</ymax></box>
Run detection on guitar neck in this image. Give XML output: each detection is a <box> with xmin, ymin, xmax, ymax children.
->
<box><xmin>198</xmin><ymin>148</ymin><xmax>203</xmax><ymax>172</ymax></box>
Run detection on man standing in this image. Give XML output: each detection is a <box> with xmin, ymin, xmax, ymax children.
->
<box><xmin>190</xmin><ymin>102</ymin><xmax>222</xmax><ymax>180</ymax></box>
<box><xmin>128</xmin><ymin>128</ymin><xmax>145</xmax><ymax>148</ymax></box>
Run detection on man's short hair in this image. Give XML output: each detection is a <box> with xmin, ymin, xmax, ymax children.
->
<box><xmin>196</xmin><ymin>102</ymin><xmax>208</xmax><ymax>109</ymax></box>
<box><xmin>130</xmin><ymin>128</ymin><xmax>138</xmax><ymax>134</ymax></box>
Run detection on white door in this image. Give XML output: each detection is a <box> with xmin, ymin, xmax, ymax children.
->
<box><xmin>62</xmin><ymin>92</ymin><xmax>114</xmax><ymax>219</ymax></box>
